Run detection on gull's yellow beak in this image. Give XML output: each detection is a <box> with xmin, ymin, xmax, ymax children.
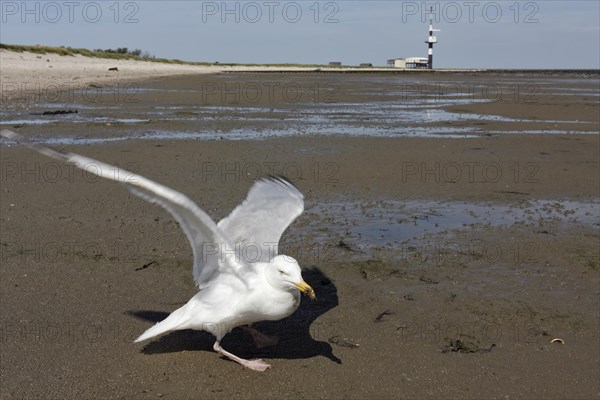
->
<box><xmin>294</xmin><ymin>280</ymin><xmax>316</xmax><ymax>300</ymax></box>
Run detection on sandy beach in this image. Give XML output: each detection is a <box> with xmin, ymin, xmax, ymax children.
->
<box><xmin>0</xmin><ymin>49</ymin><xmax>403</xmax><ymax>104</ymax></box>
<box><xmin>1</xmin><ymin>52</ymin><xmax>599</xmax><ymax>399</ymax></box>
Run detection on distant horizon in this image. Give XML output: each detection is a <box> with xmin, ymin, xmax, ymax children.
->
<box><xmin>1</xmin><ymin>1</ymin><xmax>599</xmax><ymax>69</ymax></box>
<box><xmin>4</xmin><ymin>42</ymin><xmax>600</xmax><ymax>73</ymax></box>
<box><xmin>0</xmin><ymin>42</ymin><xmax>600</xmax><ymax>75</ymax></box>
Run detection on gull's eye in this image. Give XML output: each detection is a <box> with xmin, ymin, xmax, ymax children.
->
<box><xmin>278</xmin><ymin>269</ymin><xmax>285</xmax><ymax>275</ymax></box>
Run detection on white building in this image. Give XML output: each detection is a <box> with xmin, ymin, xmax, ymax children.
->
<box><xmin>387</xmin><ymin>58</ymin><xmax>405</xmax><ymax>68</ymax></box>
<box><xmin>405</xmin><ymin>57</ymin><xmax>429</xmax><ymax>68</ymax></box>
<box><xmin>387</xmin><ymin>57</ymin><xmax>429</xmax><ymax>69</ymax></box>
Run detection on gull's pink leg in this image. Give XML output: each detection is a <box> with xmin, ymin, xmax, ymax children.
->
<box><xmin>213</xmin><ymin>340</ymin><xmax>271</xmax><ymax>372</ymax></box>
<box><xmin>240</xmin><ymin>326</ymin><xmax>279</xmax><ymax>348</ymax></box>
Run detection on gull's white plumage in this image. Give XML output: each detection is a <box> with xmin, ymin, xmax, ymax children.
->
<box><xmin>1</xmin><ymin>129</ymin><xmax>315</xmax><ymax>372</ymax></box>
<box><xmin>218</xmin><ymin>178</ymin><xmax>304</xmax><ymax>263</ymax></box>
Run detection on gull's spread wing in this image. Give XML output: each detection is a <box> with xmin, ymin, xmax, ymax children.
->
<box><xmin>0</xmin><ymin>130</ymin><xmax>247</xmax><ymax>289</ymax></box>
<box><xmin>217</xmin><ymin>176</ymin><xmax>304</xmax><ymax>263</ymax></box>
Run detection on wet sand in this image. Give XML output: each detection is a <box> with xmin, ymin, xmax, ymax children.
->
<box><xmin>0</xmin><ymin>71</ymin><xmax>599</xmax><ymax>399</ymax></box>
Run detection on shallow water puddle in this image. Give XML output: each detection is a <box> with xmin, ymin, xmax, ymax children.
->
<box><xmin>298</xmin><ymin>199</ymin><xmax>599</xmax><ymax>246</ymax></box>
<box><xmin>2</xmin><ymin>88</ymin><xmax>597</xmax><ymax>138</ymax></box>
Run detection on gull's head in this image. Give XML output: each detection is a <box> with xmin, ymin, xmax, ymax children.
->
<box><xmin>267</xmin><ymin>255</ymin><xmax>315</xmax><ymax>300</ymax></box>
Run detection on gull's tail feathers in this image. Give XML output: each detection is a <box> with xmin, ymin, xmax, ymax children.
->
<box><xmin>134</xmin><ymin>306</ymin><xmax>190</xmax><ymax>343</ymax></box>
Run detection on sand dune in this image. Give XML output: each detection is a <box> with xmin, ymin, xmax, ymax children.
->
<box><xmin>0</xmin><ymin>50</ymin><xmax>224</xmax><ymax>99</ymax></box>
<box><xmin>0</xmin><ymin>49</ymin><xmax>381</xmax><ymax>101</ymax></box>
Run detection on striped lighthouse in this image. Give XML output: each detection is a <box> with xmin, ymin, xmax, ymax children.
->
<box><xmin>425</xmin><ymin>7</ymin><xmax>440</xmax><ymax>69</ymax></box>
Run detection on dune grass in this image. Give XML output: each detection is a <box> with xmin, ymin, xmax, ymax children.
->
<box><xmin>0</xmin><ymin>43</ymin><xmax>344</xmax><ymax>68</ymax></box>
<box><xmin>0</xmin><ymin>43</ymin><xmax>206</xmax><ymax>64</ymax></box>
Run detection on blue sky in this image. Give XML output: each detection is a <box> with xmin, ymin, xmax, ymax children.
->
<box><xmin>1</xmin><ymin>1</ymin><xmax>599</xmax><ymax>68</ymax></box>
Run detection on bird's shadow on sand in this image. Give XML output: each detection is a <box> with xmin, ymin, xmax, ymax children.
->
<box><xmin>127</xmin><ymin>267</ymin><xmax>341</xmax><ymax>364</ymax></box>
